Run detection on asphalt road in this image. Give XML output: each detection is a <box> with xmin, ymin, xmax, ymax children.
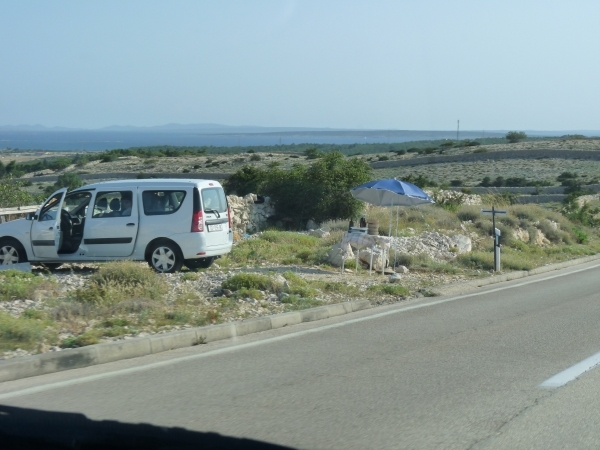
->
<box><xmin>2</xmin><ymin>261</ymin><xmax>600</xmax><ymax>449</ymax></box>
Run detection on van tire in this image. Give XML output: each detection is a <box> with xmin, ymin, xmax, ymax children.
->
<box><xmin>184</xmin><ymin>257</ymin><xmax>214</xmax><ymax>270</ymax></box>
<box><xmin>147</xmin><ymin>240</ymin><xmax>184</xmax><ymax>273</ymax></box>
<box><xmin>0</xmin><ymin>238</ymin><xmax>28</xmax><ymax>265</ymax></box>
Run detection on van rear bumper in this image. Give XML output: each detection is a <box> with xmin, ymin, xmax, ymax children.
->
<box><xmin>170</xmin><ymin>232</ymin><xmax>233</xmax><ymax>259</ymax></box>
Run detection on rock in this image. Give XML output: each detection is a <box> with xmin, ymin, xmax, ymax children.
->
<box><xmin>344</xmin><ymin>268</ymin><xmax>354</xmax><ymax>273</ymax></box>
<box><xmin>278</xmin><ymin>292</ymin><xmax>289</xmax><ymax>301</ymax></box>
<box><xmin>327</xmin><ymin>242</ymin><xmax>354</xmax><ymax>267</ymax></box>
<box><xmin>358</xmin><ymin>247</ymin><xmax>388</xmax><ymax>271</ymax></box>
<box><xmin>534</xmin><ymin>230</ymin><xmax>551</xmax><ymax>246</ymax></box>
<box><xmin>273</xmin><ymin>274</ymin><xmax>287</xmax><ymax>285</ymax></box>
<box><xmin>306</xmin><ymin>219</ymin><xmax>319</xmax><ymax>231</ymax></box>
<box><xmin>513</xmin><ymin>228</ymin><xmax>530</xmax><ymax>242</ymax></box>
<box><xmin>222</xmin><ymin>289</ymin><xmax>233</xmax><ymax>297</ymax></box>
<box><xmin>451</xmin><ymin>235</ymin><xmax>472</xmax><ymax>253</ymax></box>
<box><xmin>309</xmin><ymin>229</ymin><xmax>330</xmax><ymax>238</ymax></box>
<box><xmin>395</xmin><ymin>265</ymin><xmax>409</xmax><ymax>274</ymax></box>
<box><xmin>389</xmin><ymin>273</ymin><xmax>402</xmax><ymax>283</ymax></box>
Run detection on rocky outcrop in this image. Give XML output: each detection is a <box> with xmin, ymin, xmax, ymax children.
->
<box><xmin>227</xmin><ymin>193</ymin><xmax>275</xmax><ymax>236</ymax></box>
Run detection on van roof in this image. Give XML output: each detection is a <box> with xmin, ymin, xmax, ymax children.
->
<box><xmin>75</xmin><ymin>178</ymin><xmax>223</xmax><ymax>191</ymax></box>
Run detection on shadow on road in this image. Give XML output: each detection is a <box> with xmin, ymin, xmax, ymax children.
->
<box><xmin>0</xmin><ymin>404</ymin><xmax>295</xmax><ymax>450</ymax></box>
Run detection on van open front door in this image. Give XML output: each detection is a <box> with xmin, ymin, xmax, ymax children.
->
<box><xmin>30</xmin><ymin>188</ymin><xmax>68</xmax><ymax>259</ymax></box>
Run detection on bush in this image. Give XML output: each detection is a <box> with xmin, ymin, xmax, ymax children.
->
<box><xmin>224</xmin><ymin>165</ymin><xmax>268</xmax><ymax>196</ymax></box>
<box><xmin>0</xmin><ymin>271</ymin><xmax>55</xmax><ymax>301</ymax></box>
<box><xmin>263</xmin><ymin>152</ymin><xmax>371</xmax><ymax>226</ymax></box>
<box><xmin>250</xmin><ymin>154</ymin><xmax>262</xmax><ymax>161</ymax></box>
<box><xmin>506</xmin><ymin>131</ymin><xmax>527</xmax><ymax>143</ymax></box>
<box><xmin>61</xmin><ymin>331</ymin><xmax>100</xmax><ymax>348</ymax></box>
<box><xmin>222</xmin><ymin>273</ymin><xmax>281</xmax><ymax>292</ymax></box>
<box><xmin>304</xmin><ymin>148</ymin><xmax>321</xmax><ymax>159</ymax></box>
<box><xmin>367</xmin><ymin>284</ymin><xmax>409</xmax><ymax>296</ymax></box>
<box><xmin>457</xmin><ymin>207</ymin><xmax>479</xmax><ymax>222</ymax></box>
<box><xmin>457</xmin><ymin>252</ymin><xmax>494</xmax><ymax>270</ymax></box>
<box><xmin>73</xmin><ymin>261</ymin><xmax>167</xmax><ymax>306</ymax></box>
<box><xmin>45</xmin><ymin>173</ymin><xmax>83</xmax><ymax>195</ymax></box>
<box><xmin>537</xmin><ymin>219</ymin><xmax>563</xmax><ymax>243</ymax></box>
<box><xmin>572</xmin><ymin>227</ymin><xmax>588</xmax><ymax>244</ymax></box>
<box><xmin>0</xmin><ymin>312</ymin><xmax>49</xmax><ymax>351</ymax></box>
<box><xmin>0</xmin><ymin>177</ymin><xmax>44</xmax><ymax>208</ymax></box>
<box><xmin>392</xmin><ymin>253</ymin><xmax>414</xmax><ymax>268</ymax></box>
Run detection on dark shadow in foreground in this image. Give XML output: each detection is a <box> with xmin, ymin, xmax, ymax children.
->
<box><xmin>0</xmin><ymin>404</ymin><xmax>296</xmax><ymax>450</ymax></box>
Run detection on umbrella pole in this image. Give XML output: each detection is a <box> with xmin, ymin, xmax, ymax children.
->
<box><xmin>394</xmin><ymin>206</ymin><xmax>399</xmax><ymax>268</ymax></box>
<box><xmin>369</xmin><ymin>245</ymin><xmax>374</xmax><ymax>276</ymax></box>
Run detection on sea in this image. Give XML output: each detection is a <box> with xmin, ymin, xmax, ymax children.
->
<box><xmin>0</xmin><ymin>129</ymin><xmax>508</xmax><ymax>152</ymax></box>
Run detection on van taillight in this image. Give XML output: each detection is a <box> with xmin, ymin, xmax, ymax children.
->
<box><xmin>192</xmin><ymin>210</ymin><xmax>204</xmax><ymax>232</ymax></box>
<box><xmin>228</xmin><ymin>206</ymin><xmax>232</xmax><ymax>230</ymax></box>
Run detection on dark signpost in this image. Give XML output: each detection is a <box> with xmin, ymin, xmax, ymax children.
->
<box><xmin>481</xmin><ymin>206</ymin><xmax>507</xmax><ymax>272</ymax></box>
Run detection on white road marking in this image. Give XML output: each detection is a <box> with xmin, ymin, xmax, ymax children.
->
<box><xmin>1</xmin><ymin>262</ymin><xmax>600</xmax><ymax>401</ymax></box>
<box><xmin>539</xmin><ymin>350</ymin><xmax>600</xmax><ymax>389</ymax></box>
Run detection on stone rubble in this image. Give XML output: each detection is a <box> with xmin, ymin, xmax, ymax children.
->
<box><xmin>227</xmin><ymin>193</ymin><xmax>276</xmax><ymax>237</ymax></box>
<box><xmin>425</xmin><ymin>189</ymin><xmax>482</xmax><ymax>206</ymax></box>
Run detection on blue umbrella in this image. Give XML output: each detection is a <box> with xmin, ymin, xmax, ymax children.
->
<box><xmin>350</xmin><ymin>178</ymin><xmax>434</xmax><ymax>270</ymax></box>
<box><xmin>350</xmin><ymin>178</ymin><xmax>434</xmax><ymax>207</ymax></box>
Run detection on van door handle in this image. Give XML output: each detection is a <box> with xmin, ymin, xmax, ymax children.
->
<box><xmin>126</xmin><ymin>223</ymin><xmax>136</xmax><ymax>227</ymax></box>
<box><xmin>49</xmin><ymin>227</ymin><xmax>53</xmax><ymax>230</ymax></box>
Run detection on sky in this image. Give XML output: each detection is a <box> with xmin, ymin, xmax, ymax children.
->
<box><xmin>1</xmin><ymin>0</ymin><xmax>599</xmax><ymax>131</ymax></box>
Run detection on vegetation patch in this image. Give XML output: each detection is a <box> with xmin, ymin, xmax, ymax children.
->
<box><xmin>0</xmin><ymin>271</ymin><xmax>56</xmax><ymax>301</ymax></box>
<box><xmin>73</xmin><ymin>261</ymin><xmax>168</xmax><ymax>306</ymax></box>
<box><xmin>0</xmin><ymin>312</ymin><xmax>53</xmax><ymax>351</ymax></box>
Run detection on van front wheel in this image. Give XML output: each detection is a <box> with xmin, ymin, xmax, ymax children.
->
<box><xmin>148</xmin><ymin>241</ymin><xmax>184</xmax><ymax>273</ymax></box>
<box><xmin>184</xmin><ymin>257</ymin><xmax>214</xmax><ymax>270</ymax></box>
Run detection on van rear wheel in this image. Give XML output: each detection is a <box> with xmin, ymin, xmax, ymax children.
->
<box><xmin>148</xmin><ymin>241</ymin><xmax>183</xmax><ymax>273</ymax></box>
<box><xmin>184</xmin><ymin>257</ymin><xmax>214</xmax><ymax>270</ymax></box>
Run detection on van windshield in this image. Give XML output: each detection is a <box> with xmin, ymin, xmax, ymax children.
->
<box><xmin>201</xmin><ymin>188</ymin><xmax>227</xmax><ymax>213</ymax></box>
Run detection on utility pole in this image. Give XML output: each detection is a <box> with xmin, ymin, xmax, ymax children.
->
<box><xmin>456</xmin><ymin>120</ymin><xmax>460</xmax><ymax>143</ymax></box>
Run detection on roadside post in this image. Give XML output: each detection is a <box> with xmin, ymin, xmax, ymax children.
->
<box><xmin>481</xmin><ymin>206</ymin><xmax>507</xmax><ymax>272</ymax></box>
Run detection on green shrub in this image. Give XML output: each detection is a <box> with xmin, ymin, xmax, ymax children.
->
<box><xmin>510</xmin><ymin>205</ymin><xmax>540</xmax><ymax>221</ymax></box>
<box><xmin>457</xmin><ymin>207</ymin><xmax>479</xmax><ymax>222</ymax></box>
<box><xmin>0</xmin><ymin>312</ymin><xmax>49</xmax><ymax>351</ymax></box>
<box><xmin>61</xmin><ymin>331</ymin><xmax>100</xmax><ymax>348</ymax></box>
<box><xmin>0</xmin><ymin>271</ymin><xmax>55</xmax><ymax>301</ymax></box>
<box><xmin>537</xmin><ymin>220</ymin><xmax>563</xmax><ymax>243</ymax></box>
<box><xmin>280</xmin><ymin>294</ymin><xmax>323</xmax><ymax>310</ymax></box>
<box><xmin>393</xmin><ymin>253</ymin><xmax>414</xmax><ymax>268</ymax></box>
<box><xmin>235</xmin><ymin>288</ymin><xmax>263</xmax><ymax>300</ymax></box>
<box><xmin>222</xmin><ymin>273</ymin><xmax>280</xmax><ymax>292</ymax></box>
<box><xmin>367</xmin><ymin>284</ymin><xmax>409</xmax><ymax>296</ymax></box>
<box><xmin>73</xmin><ymin>261</ymin><xmax>167</xmax><ymax>305</ymax></box>
<box><xmin>457</xmin><ymin>252</ymin><xmax>494</xmax><ymax>270</ymax></box>
<box><xmin>572</xmin><ymin>227</ymin><xmax>588</xmax><ymax>244</ymax></box>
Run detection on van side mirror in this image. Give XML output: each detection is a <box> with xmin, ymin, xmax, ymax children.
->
<box><xmin>25</xmin><ymin>213</ymin><xmax>37</xmax><ymax>221</ymax></box>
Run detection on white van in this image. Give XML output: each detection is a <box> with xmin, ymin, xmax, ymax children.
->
<box><xmin>0</xmin><ymin>179</ymin><xmax>233</xmax><ymax>272</ymax></box>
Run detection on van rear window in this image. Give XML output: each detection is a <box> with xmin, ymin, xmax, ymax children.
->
<box><xmin>142</xmin><ymin>190</ymin><xmax>186</xmax><ymax>215</ymax></box>
<box><xmin>201</xmin><ymin>188</ymin><xmax>227</xmax><ymax>213</ymax></box>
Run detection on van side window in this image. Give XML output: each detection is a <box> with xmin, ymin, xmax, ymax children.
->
<box><xmin>142</xmin><ymin>190</ymin><xmax>186</xmax><ymax>216</ymax></box>
<box><xmin>201</xmin><ymin>188</ymin><xmax>227</xmax><ymax>213</ymax></box>
<box><xmin>93</xmin><ymin>191</ymin><xmax>133</xmax><ymax>218</ymax></box>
